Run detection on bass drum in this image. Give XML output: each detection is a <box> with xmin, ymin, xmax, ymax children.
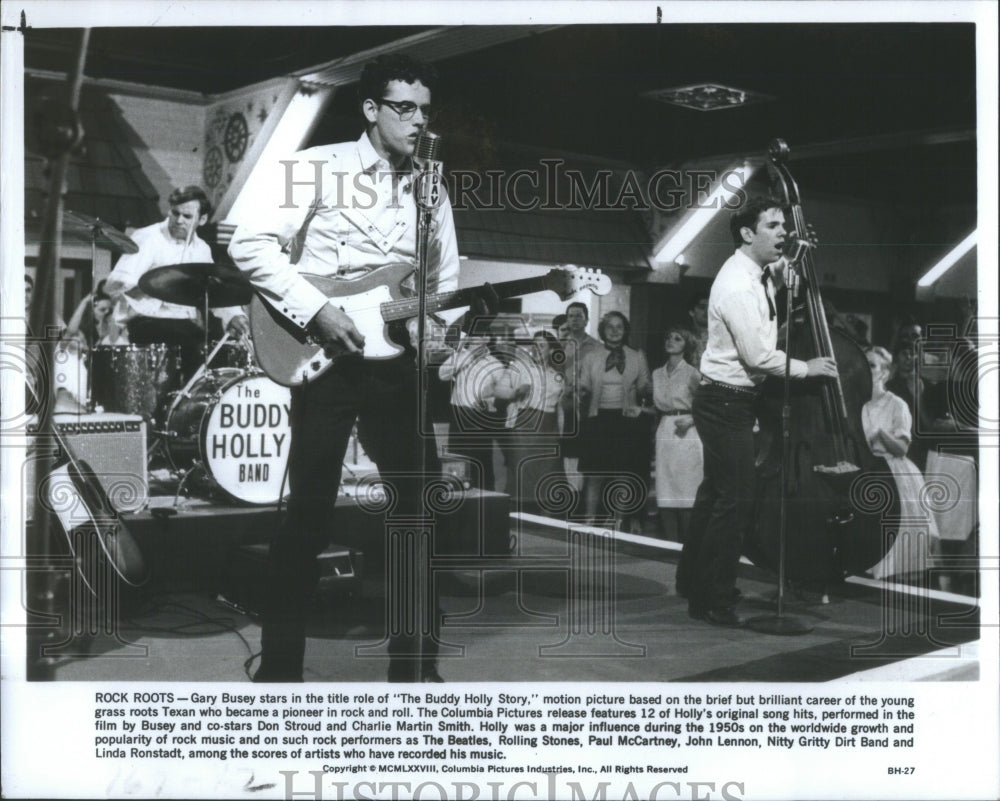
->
<box><xmin>165</xmin><ymin>369</ymin><xmax>292</xmax><ymax>504</ymax></box>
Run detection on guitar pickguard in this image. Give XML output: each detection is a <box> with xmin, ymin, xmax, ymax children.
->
<box><xmin>250</xmin><ymin>264</ymin><xmax>612</xmax><ymax>387</ymax></box>
<box><xmin>278</xmin><ymin>283</ymin><xmax>405</xmax><ymax>385</ymax></box>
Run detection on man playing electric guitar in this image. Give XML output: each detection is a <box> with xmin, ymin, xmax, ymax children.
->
<box><xmin>229</xmin><ymin>55</ymin><xmax>486</xmax><ymax>682</ymax></box>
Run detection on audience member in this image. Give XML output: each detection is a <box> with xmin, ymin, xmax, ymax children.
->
<box><xmin>862</xmin><ymin>346</ymin><xmax>940</xmax><ymax>579</ymax></box>
<box><xmin>651</xmin><ymin>325</ymin><xmax>703</xmax><ymax>569</ymax></box>
<box><xmin>439</xmin><ymin>334</ymin><xmax>506</xmax><ymax>491</ymax></box>
<box><xmin>686</xmin><ymin>292</ymin><xmax>709</xmax><ymax>368</ymax></box>
<box><xmin>886</xmin><ymin>341</ymin><xmax>934</xmax><ymax>469</ymax></box>
<box><xmin>559</xmin><ymin>301</ymin><xmax>603</xmax><ymax>493</ymax></box>
<box><xmin>577</xmin><ymin>311</ymin><xmax>651</xmax><ymax>530</ymax></box>
<box><xmin>509</xmin><ymin>330</ymin><xmax>566</xmax><ymax>513</ymax></box>
<box><xmin>64</xmin><ymin>281</ymin><xmax>128</xmax><ymax>348</ymax></box>
<box><xmin>552</xmin><ymin>314</ymin><xmax>569</xmax><ymax>342</ymax></box>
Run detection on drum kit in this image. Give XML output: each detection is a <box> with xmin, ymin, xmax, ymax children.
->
<box><xmin>64</xmin><ymin>212</ymin><xmax>291</xmax><ymax>505</ymax></box>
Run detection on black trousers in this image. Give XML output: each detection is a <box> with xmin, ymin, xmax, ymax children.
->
<box><xmin>680</xmin><ymin>383</ymin><xmax>759</xmax><ymax>611</ymax></box>
<box><xmin>257</xmin><ymin>354</ymin><xmax>442</xmax><ymax>681</ymax></box>
<box><xmin>448</xmin><ymin>404</ymin><xmax>509</xmax><ymax>492</ymax></box>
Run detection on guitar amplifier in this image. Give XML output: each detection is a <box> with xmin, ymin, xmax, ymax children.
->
<box><xmin>26</xmin><ymin>413</ymin><xmax>148</xmax><ymax>518</ymax></box>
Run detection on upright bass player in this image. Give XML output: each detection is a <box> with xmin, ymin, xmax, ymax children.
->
<box><xmin>680</xmin><ymin>196</ymin><xmax>839</xmax><ymax>627</ymax></box>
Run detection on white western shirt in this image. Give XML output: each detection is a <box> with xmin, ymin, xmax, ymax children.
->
<box><xmin>700</xmin><ymin>249</ymin><xmax>808</xmax><ymax>387</ymax></box>
<box><xmin>227</xmin><ymin>133</ymin><xmax>460</xmax><ymax>331</ymax></box>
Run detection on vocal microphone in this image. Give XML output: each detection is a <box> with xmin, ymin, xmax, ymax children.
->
<box><xmin>782</xmin><ymin>231</ymin><xmax>813</xmax><ymax>264</ymax></box>
<box><xmin>414</xmin><ymin>131</ymin><xmax>443</xmax><ymax>211</ymax></box>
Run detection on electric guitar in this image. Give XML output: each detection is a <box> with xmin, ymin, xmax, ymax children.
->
<box><xmin>250</xmin><ymin>262</ymin><xmax>611</xmax><ymax>387</ymax></box>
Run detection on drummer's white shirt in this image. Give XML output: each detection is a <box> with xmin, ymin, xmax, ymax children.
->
<box><xmin>105</xmin><ymin>219</ymin><xmax>242</xmax><ymax>326</ymax></box>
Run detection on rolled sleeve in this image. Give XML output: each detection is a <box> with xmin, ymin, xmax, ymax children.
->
<box><xmin>105</xmin><ymin>231</ymin><xmax>153</xmax><ymax>298</ymax></box>
<box><xmin>893</xmin><ymin>397</ymin><xmax>913</xmax><ymax>446</ymax></box>
<box><xmin>788</xmin><ymin>357</ymin><xmax>809</xmax><ymax>379</ymax></box>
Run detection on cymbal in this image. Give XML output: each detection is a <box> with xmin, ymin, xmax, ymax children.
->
<box><xmin>138</xmin><ymin>262</ymin><xmax>254</xmax><ymax>308</ymax></box>
<box><xmin>62</xmin><ymin>210</ymin><xmax>139</xmax><ymax>254</ymax></box>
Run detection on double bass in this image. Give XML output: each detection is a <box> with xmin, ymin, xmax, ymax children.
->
<box><xmin>750</xmin><ymin>140</ymin><xmax>898</xmax><ymax>583</ymax></box>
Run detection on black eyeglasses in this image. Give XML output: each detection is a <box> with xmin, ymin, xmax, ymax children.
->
<box><xmin>377</xmin><ymin>98</ymin><xmax>436</xmax><ymax>123</ymax></box>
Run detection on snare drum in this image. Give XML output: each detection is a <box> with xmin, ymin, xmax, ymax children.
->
<box><xmin>164</xmin><ymin>369</ymin><xmax>292</xmax><ymax>504</ymax></box>
<box><xmin>91</xmin><ymin>344</ymin><xmax>181</xmax><ymax>423</ymax></box>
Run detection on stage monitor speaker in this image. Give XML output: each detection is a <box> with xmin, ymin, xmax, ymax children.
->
<box><xmin>222</xmin><ymin>543</ymin><xmax>364</xmax><ymax>616</ymax></box>
<box><xmin>27</xmin><ymin>413</ymin><xmax>148</xmax><ymax>518</ymax></box>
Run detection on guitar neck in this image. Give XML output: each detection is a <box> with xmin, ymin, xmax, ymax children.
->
<box><xmin>380</xmin><ymin>276</ymin><xmax>552</xmax><ymax>322</ymax></box>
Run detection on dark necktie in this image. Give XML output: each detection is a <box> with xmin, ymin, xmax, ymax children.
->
<box><xmin>605</xmin><ymin>346</ymin><xmax>625</xmax><ymax>374</ymax></box>
<box><xmin>761</xmin><ymin>266</ymin><xmax>776</xmax><ymax>321</ymax></box>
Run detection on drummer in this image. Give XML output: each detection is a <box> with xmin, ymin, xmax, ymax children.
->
<box><xmin>104</xmin><ymin>185</ymin><xmax>249</xmax><ymax>374</ymax></box>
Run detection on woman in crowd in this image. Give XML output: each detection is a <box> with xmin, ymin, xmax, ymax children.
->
<box><xmin>64</xmin><ymin>282</ymin><xmax>127</xmax><ymax>348</ymax></box>
<box><xmin>886</xmin><ymin>340</ymin><xmax>933</xmax><ymax>470</ymax></box>
<box><xmin>509</xmin><ymin>330</ymin><xmax>566</xmax><ymax>513</ymax></box>
<box><xmin>577</xmin><ymin>311</ymin><xmax>651</xmax><ymax>530</ymax></box>
<box><xmin>862</xmin><ymin>346</ymin><xmax>939</xmax><ymax>580</ymax></box>
<box><xmin>651</xmin><ymin>325</ymin><xmax>703</xmax><ymax>563</ymax></box>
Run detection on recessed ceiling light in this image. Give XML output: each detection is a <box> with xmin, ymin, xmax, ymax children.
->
<box><xmin>643</xmin><ymin>83</ymin><xmax>773</xmax><ymax>112</ymax></box>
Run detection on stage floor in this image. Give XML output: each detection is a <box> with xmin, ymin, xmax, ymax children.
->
<box><xmin>45</xmin><ymin>515</ymin><xmax>979</xmax><ymax>684</ymax></box>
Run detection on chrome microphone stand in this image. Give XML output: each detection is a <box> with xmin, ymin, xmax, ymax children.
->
<box><xmin>748</xmin><ymin>256</ymin><xmax>814</xmax><ymax>636</ymax></box>
<box><xmin>407</xmin><ymin>131</ymin><xmax>443</xmax><ymax>680</ymax></box>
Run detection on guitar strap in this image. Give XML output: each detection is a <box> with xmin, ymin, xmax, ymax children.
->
<box><xmin>286</xmin><ymin>195</ymin><xmax>325</xmax><ymax>266</ymax></box>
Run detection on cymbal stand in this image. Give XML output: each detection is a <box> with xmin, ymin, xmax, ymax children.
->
<box><xmin>165</xmin><ymin>331</ymin><xmax>232</xmax><ymax>424</ymax></box>
<box><xmin>203</xmin><ymin>286</ymin><xmax>211</xmax><ymax>362</ymax></box>
<box><xmin>147</xmin><ymin>332</ymin><xmax>233</xmax><ymax>468</ymax></box>
<box><xmin>172</xmin><ymin>461</ymin><xmax>206</xmax><ymax>509</ymax></box>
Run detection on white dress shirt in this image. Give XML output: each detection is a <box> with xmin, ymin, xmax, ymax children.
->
<box><xmin>700</xmin><ymin>249</ymin><xmax>808</xmax><ymax>387</ymax></box>
<box><xmin>105</xmin><ymin>220</ymin><xmax>242</xmax><ymax>327</ymax></box>
<box><xmin>227</xmin><ymin>132</ymin><xmax>460</xmax><ymax>331</ymax></box>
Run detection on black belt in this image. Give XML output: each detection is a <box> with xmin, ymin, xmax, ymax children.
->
<box><xmin>659</xmin><ymin>409</ymin><xmax>691</xmax><ymax>416</ymax></box>
<box><xmin>700</xmin><ymin>376</ymin><xmax>761</xmax><ymax>397</ymax></box>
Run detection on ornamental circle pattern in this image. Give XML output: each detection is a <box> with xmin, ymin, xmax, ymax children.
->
<box><xmin>203</xmin><ymin>147</ymin><xmax>224</xmax><ymax>188</ymax></box>
<box><xmin>224</xmin><ymin>113</ymin><xmax>249</xmax><ymax>162</ymax></box>
<box><xmin>848</xmin><ymin>472</ymin><xmax>895</xmax><ymax>515</ymax></box>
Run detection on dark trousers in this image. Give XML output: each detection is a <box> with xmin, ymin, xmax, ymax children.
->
<box><xmin>448</xmin><ymin>404</ymin><xmax>509</xmax><ymax>492</ymax></box>
<box><xmin>257</xmin><ymin>354</ymin><xmax>442</xmax><ymax>681</ymax></box>
<box><xmin>681</xmin><ymin>383</ymin><xmax>758</xmax><ymax>611</ymax></box>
